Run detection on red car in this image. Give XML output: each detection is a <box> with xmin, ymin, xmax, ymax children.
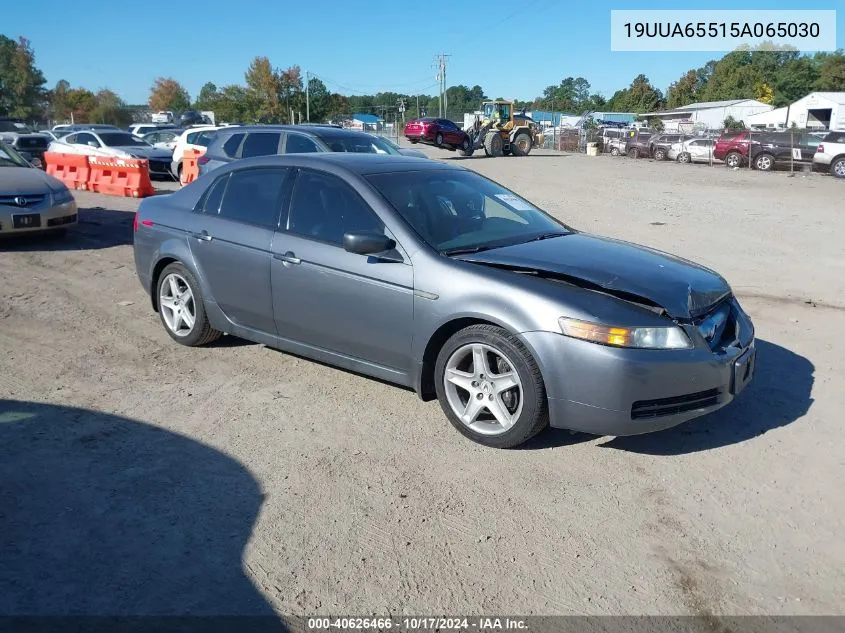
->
<box><xmin>713</xmin><ymin>131</ymin><xmax>752</xmax><ymax>167</ymax></box>
<box><xmin>404</xmin><ymin>117</ymin><xmax>470</xmax><ymax>151</ymax></box>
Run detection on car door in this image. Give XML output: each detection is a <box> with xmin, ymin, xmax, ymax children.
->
<box><xmin>440</xmin><ymin>120</ymin><xmax>459</xmax><ymax>145</ymax></box>
<box><xmin>270</xmin><ymin>168</ymin><xmax>413</xmax><ymax>372</ymax></box>
<box><xmin>185</xmin><ymin>167</ymin><xmax>290</xmax><ymax>334</ymax></box>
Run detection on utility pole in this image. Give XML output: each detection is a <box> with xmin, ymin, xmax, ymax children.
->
<box><xmin>433</xmin><ymin>53</ymin><xmax>449</xmax><ymax>118</ymax></box>
<box><xmin>305</xmin><ymin>70</ymin><xmax>310</xmax><ymax>123</ymax></box>
<box><xmin>416</xmin><ymin>94</ymin><xmax>420</xmax><ymax>119</ymax></box>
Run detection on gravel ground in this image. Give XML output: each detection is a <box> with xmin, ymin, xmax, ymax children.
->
<box><xmin>1</xmin><ymin>147</ymin><xmax>843</xmax><ymax>618</ymax></box>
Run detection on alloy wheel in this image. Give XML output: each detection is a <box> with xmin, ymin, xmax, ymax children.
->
<box><xmin>159</xmin><ymin>273</ymin><xmax>196</xmax><ymax>336</ymax></box>
<box><xmin>443</xmin><ymin>343</ymin><xmax>523</xmax><ymax>436</ymax></box>
<box><xmin>833</xmin><ymin>159</ymin><xmax>845</xmax><ymax>178</ymax></box>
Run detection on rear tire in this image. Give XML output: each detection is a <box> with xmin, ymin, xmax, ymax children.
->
<box><xmin>830</xmin><ymin>157</ymin><xmax>845</xmax><ymax>178</ymax></box>
<box><xmin>678</xmin><ymin>152</ymin><xmax>691</xmax><ymax>164</ymax></box>
<box><xmin>725</xmin><ymin>151</ymin><xmax>742</xmax><ymax>168</ymax></box>
<box><xmin>654</xmin><ymin>148</ymin><xmax>666</xmax><ymax>161</ymax></box>
<box><xmin>156</xmin><ymin>262</ymin><xmax>221</xmax><ymax>347</ymax></box>
<box><xmin>434</xmin><ymin>324</ymin><xmax>548</xmax><ymax>448</ymax></box>
<box><xmin>483</xmin><ymin>132</ymin><xmax>504</xmax><ymax>157</ymax></box>
<box><xmin>610</xmin><ymin>147</ymin><xmax>620</xmax><ymax>156</ymax></box>
<box><xmin>435</xmin><ymin>132</ymin><xmax>444</xmax><ymax>146</ymax></box>
<box><xmin>754</xmin><ymin>153</ymin><xmax>774</xmax><ymax>171</ymax></box>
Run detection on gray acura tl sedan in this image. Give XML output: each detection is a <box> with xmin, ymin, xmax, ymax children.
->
<box><xmin>132</xmin><ymin>153</ymin><xmax>755</xmax><ymax>448</ymax></box>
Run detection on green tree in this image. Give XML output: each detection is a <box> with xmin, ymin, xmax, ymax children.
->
<box><xmin>245</xmin><ymin>56</ymin><xmax>283</xmax><ymax>122</ymax></box>
<box><xmin>774</xmin><ymin>57</ymin><xmax>819</xmax><ymax>106</ymax></box>
<box><xmin>813</xmin><ymin>51</ymin><xmax>845</xmax><ymax>90</ymax></box>
<box><xmin>214</xmin><ymin>85</ymin><xmax>257</xmax><ymax>124</ymax></box>
<box><xmin>606</xmin><ymin>75</ymin><xmax>663</xmax><ymax>113</ymax></box>
<box><xmin>64</xmin><ymin>88</ymin><xmax>97</xmax><ymax>123</ymax></box>
<box><xmin>723</xmin><ymin>115</ymin><xmax>746</xmax><ymax>131</ymax></box>
<box><xmin>89</xmin><ymin>89</ymin><xmax>132</xmax><ymax>126</ymax></box>
<box><xmin>194</xmin><ymin>82</ymin><xmax>219</xmax><ymax>111</ymax></box>
<box><xmin>0</xmin><ymin>35</ymin><xmax>47</xmax><ymax>118</ymax></box>
<box><xmin>279</xmin><ymin>66</ymin><xmax>303</xmax><ymax>122</ymax></box>
<box><xmin>148</xmin><ymin>77</ymin><xmax>190</xmax><ymax>113</ymax></box>
<box><xmin>47</xmin><ymin>79</ymin><xmax>71</xmax><ymax>122</ymax></box>
<box><xmin>306</xmin><ymin>76</ymin><xmax>329</xmax><ymax>121</ymax></box>
<box><xmin>666</xmin><ymin>70</ymin><xmax>699</xmax><ymax>108</ymax></box>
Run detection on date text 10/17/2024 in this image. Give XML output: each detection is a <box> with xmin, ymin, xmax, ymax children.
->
<box><xmin>307</xmin><ymin>617</ymin><xmax>528</xmax><ymax>631</ymax></box>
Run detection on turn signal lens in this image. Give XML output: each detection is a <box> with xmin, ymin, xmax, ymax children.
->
<box><xmin>558</xmin><ymin>317</ymin><xmax>691</xmax><ymax>350</ymax></box>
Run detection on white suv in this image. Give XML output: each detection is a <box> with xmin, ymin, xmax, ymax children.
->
<box><xmin>169</xmin><ymin>126</ymin><xmax>222</xmax><ymax>179</ymax></box>
<box><xmin>813</xmin><ymin>131</ymin><xmax>845</xmax><ymax>178</ymax></box>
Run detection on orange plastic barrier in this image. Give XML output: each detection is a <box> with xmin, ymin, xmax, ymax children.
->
<box><xmin>44</xmin><ymin>152</ymin><xmax>91</xmax><ymax>191</ymax></box>
<box><xmin>87</xmin><ymin>157</ymin><xmax>155</xmax><ymax>198</ymax></box>
<box><xmin>180</xmin><ymin>148</ymin><xmax>204</xmax><ymax>186</ymax></box>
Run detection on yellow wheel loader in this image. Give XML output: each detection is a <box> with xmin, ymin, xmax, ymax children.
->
<box><xmin>460</xmin><ymin>100</ymin><xmax>542</xmax><ymax>157</ymax></box>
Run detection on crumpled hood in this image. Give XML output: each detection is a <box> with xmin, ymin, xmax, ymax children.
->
<box><xmin>0</xmin><ymin>166</ymin><xmax>64</xmax><ymax>194</ymax></box>
<box><xmin>459</xmin><ymin>232</ymin><xmax>731</xmax><ymax>319</ymax></box>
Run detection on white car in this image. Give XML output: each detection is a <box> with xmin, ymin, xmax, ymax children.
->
<box><xmin>128</xmin><ymin>123</ymin><xmax>177</xmax><ymax>138</ymax></box>
<box><xmin>142</xmin><ymin>128</ymin><xmax>183</xmax><ymax>152</ymax></box>
<box><xmin>151</xmin><ymin>111</ymin><xmax>174</xmax><ymax>124</ymax></box>
<box><xmin>668</xmin><ymin>138</ymin><xmax>716</xmax><ymax>164</ymax></box>
<box><xmin>169</xmin><ymin>126</ymin><xmax>222</xmax><ymax>179</ymax></box>
<box><xmin>812</xmin><ymin>130</ymin><xmax>845</xmax><ymax>178</ymax></box>
<box><xmin>48</xmin><ymin>130</ymin><xmax>174</xmax><ymax>178</ymax></box>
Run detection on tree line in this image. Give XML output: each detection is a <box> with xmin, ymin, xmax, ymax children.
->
<box><xmin>2</xmin><ymin>33</ymin><xmax>843</xmax><ymax>127</ymax></box>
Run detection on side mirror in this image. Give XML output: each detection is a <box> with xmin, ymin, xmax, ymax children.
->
<box><xmin>343</xmin><ymin>232</ymin><xmax>396</xmax><ymax>256</ymax></box>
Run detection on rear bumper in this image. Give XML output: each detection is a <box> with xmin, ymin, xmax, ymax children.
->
<box><xmin>812</xmin><ymin>154</ymin><xmax>831</xmax><ymax>166</ymax></box>
<box><xmin>404</xmin><ymin>130</ymin><xmax>433</xmax><ymax>142</ymax></box>
<box><xmin>520</xmin><ymin>327</ymin><xmax>755</xmax><ymax>437</ymax></box>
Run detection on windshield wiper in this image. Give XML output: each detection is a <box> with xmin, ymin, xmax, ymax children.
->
<box><xmin>522</xmin><ymin>231</ymin><xmax>569</xmax><ymax>243</ymax></box>
<box><xmin>443</xmin><ymin>245</ymin><xmax>496</xmax><ymax>256</ymax></box>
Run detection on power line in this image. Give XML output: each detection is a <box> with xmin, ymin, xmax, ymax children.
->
<box><xmin>310</xmin><ymin>73</ymin><xmax>436</xmax><ymax>95</ymax></box>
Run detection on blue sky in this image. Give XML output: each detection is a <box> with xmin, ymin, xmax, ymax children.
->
<box><xmin>3</xmin><ymin>0</ymin><xmax>842</xmax><ymax>105</ymax></box>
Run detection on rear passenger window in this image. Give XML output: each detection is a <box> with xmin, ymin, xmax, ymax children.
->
<box><xmin>218</xmin><ymin>168</ymin><xmax>288</xmax><ymax>228</ymax></box>
<box><xmin>199</xmin><ymin>174</ymin><xmax>228</xmax><ymax>215</ymax></box>
<box><xmin>222</xmin><ymin>133</ymin><xmax>244</xmax><ymax>157</ymax></box>
<box><xmin>241</xmin><ymin>132</ymin><xmax>281</xmax><ymax>158</ymax></box>
<box><xmin>285</xmin><ymin>133</ymin><xmax>321</xmax><ymax>153</ymax></box>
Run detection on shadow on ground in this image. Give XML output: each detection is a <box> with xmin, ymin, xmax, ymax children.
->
<box><xmin>0</xmin><ymin>207</ymin><xmax>135</xmax><ymax>251</ymax></box>
<box><xmin>601</xmin><ymin>339</ymin><xmax>813</xmax><ymax>455</ymax></box>
<box><xmin>0</xmin><ymin>399</ymin><xmax>285</xmax><ymax>629</ymax></box>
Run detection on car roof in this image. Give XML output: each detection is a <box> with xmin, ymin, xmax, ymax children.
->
<box><xmin>213</xmin><ymin>152</ymin><xmax>463</xmax><ymax>176</ymax></box>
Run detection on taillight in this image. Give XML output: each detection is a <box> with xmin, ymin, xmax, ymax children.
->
<box><xmin>197</xmin><ymin>155</ymin><xmax>209</xmax><ymax>165</ymax></box>
<box><xmin>817</xmin><ymin>144</ymin><xmax>824</xmax><ymax>153</ymax></box>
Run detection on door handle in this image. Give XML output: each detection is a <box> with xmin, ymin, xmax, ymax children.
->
<box><xmin>273</xmin><ymin>251</ymin><xmax>301</xmax><ymax>265</ymax></box>
<box><xmin>192</xmin><ymin>230</ymin><xmax>213</xmax><ymax>242</ymax></box>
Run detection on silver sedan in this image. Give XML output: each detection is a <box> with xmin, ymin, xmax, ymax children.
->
<box><xmin>0</xmin><ymin>142</ymin><xmax>78</xmax><ymax>236</ymax></box>
<box><xmin>132</xmin><ymin>154</ymin><xmax>755</xmax><ymax>448</ymax></box>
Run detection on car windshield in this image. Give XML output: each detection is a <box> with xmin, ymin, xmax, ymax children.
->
<box><xmin>98</xmin><ymin>132</ymin><xmax>150</xmax><ymax>147</ymax></box>
<box><xmin>367</xmin><ymin>169</ymin><xmax>570</xmax><ymax>254</ymax></box>
<box><xmin>0</xmin><ymin>142</ymin><xmax>31</xmax><ymax>167</ymax></box>
<box><xmin>0</xmin><ymin>121</ymin><xmax>33</xmax><ymax>133</ymax></box>
<box><xmin>318</xmin><ymin>133</ymin><xmax>401</xmax><ymax>154</ymax></box>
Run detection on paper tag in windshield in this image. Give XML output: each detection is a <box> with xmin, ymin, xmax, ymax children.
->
<box><xmin>495</xmin><ymin>193</ymin><xmax>535</xmax><ymax>211</ymax></box>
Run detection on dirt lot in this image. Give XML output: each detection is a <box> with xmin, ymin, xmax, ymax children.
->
<box><xmin>2</xmin><ymin>148</ymin><xmax>844</xmax><ymax>618</ymax></box>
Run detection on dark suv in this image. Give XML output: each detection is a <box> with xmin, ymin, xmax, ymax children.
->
<box><xmin>0</xmin><ymin>118</ymin><xmax>50</xmax><ymax>166</ymax></box>
<box><xmin>747</xmin><ymin>131</ymin><xmax>823</xmax><ymax>171</ymax></box>
<box><xmin>624</xmin><ymin>130</ymin><xmax>653</xmax><ymax>158</ymax></box>
<box><xmin>198</xmin><ymin>125</ymin><xmax>405</xmax><ymax>176</ymax></box>
<box><xmin>649</xmin><ymin>133</ymin><xmax>690</xmax><ymax>161</ymax></box>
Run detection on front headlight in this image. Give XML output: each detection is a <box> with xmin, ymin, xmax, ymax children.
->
<box><xmin>53</xmin><ymin>187</ymin><xmax>74</xmax><ymax>205</ymax></box>
<box><xmin>558</xmin><ymin>317</ymin><xmax>692</xmax><ymax>350</ymax></box>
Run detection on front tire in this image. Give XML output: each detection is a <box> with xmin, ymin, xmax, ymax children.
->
<box><xmin>678</xmin><ymin>152</ymin><xmax>691</xmax><ymax>164</ymax></box>
<box><xmin>434</xmin><ymin>325</ymin><xmax>548</xmax><ymax>448</ymax></box>
<box><xmin>156</xmin><ymin>262</ymin><xmax>221</xmax><ymax>346</ymax></box>
<box><xmin>483</xmin><ymin>132</ymin><xmax>504</xmax><ymax>157</ymax></box>
<box><xmin>610</xmin><ymin>147</ymin><xmax>620</xmax><ymax>156</ymax></box>
<box><xmin>435</xmin><ymin>132</ymin><xmax>444</xmax><ymax>146</ymax></box>
<box><xmin>628</xmin><ymin>147</ymin><xmax>639</xmax><ymax>159</ymax></box>
<box><xmin>654</xmin><ymin>148</ymin><xmax>666</xmax><ymax>161</ymax></box>
<box><xmin>458</xmin><ymin>137</ymin><xmax>473</xmax><ymax>156</ymax></box>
